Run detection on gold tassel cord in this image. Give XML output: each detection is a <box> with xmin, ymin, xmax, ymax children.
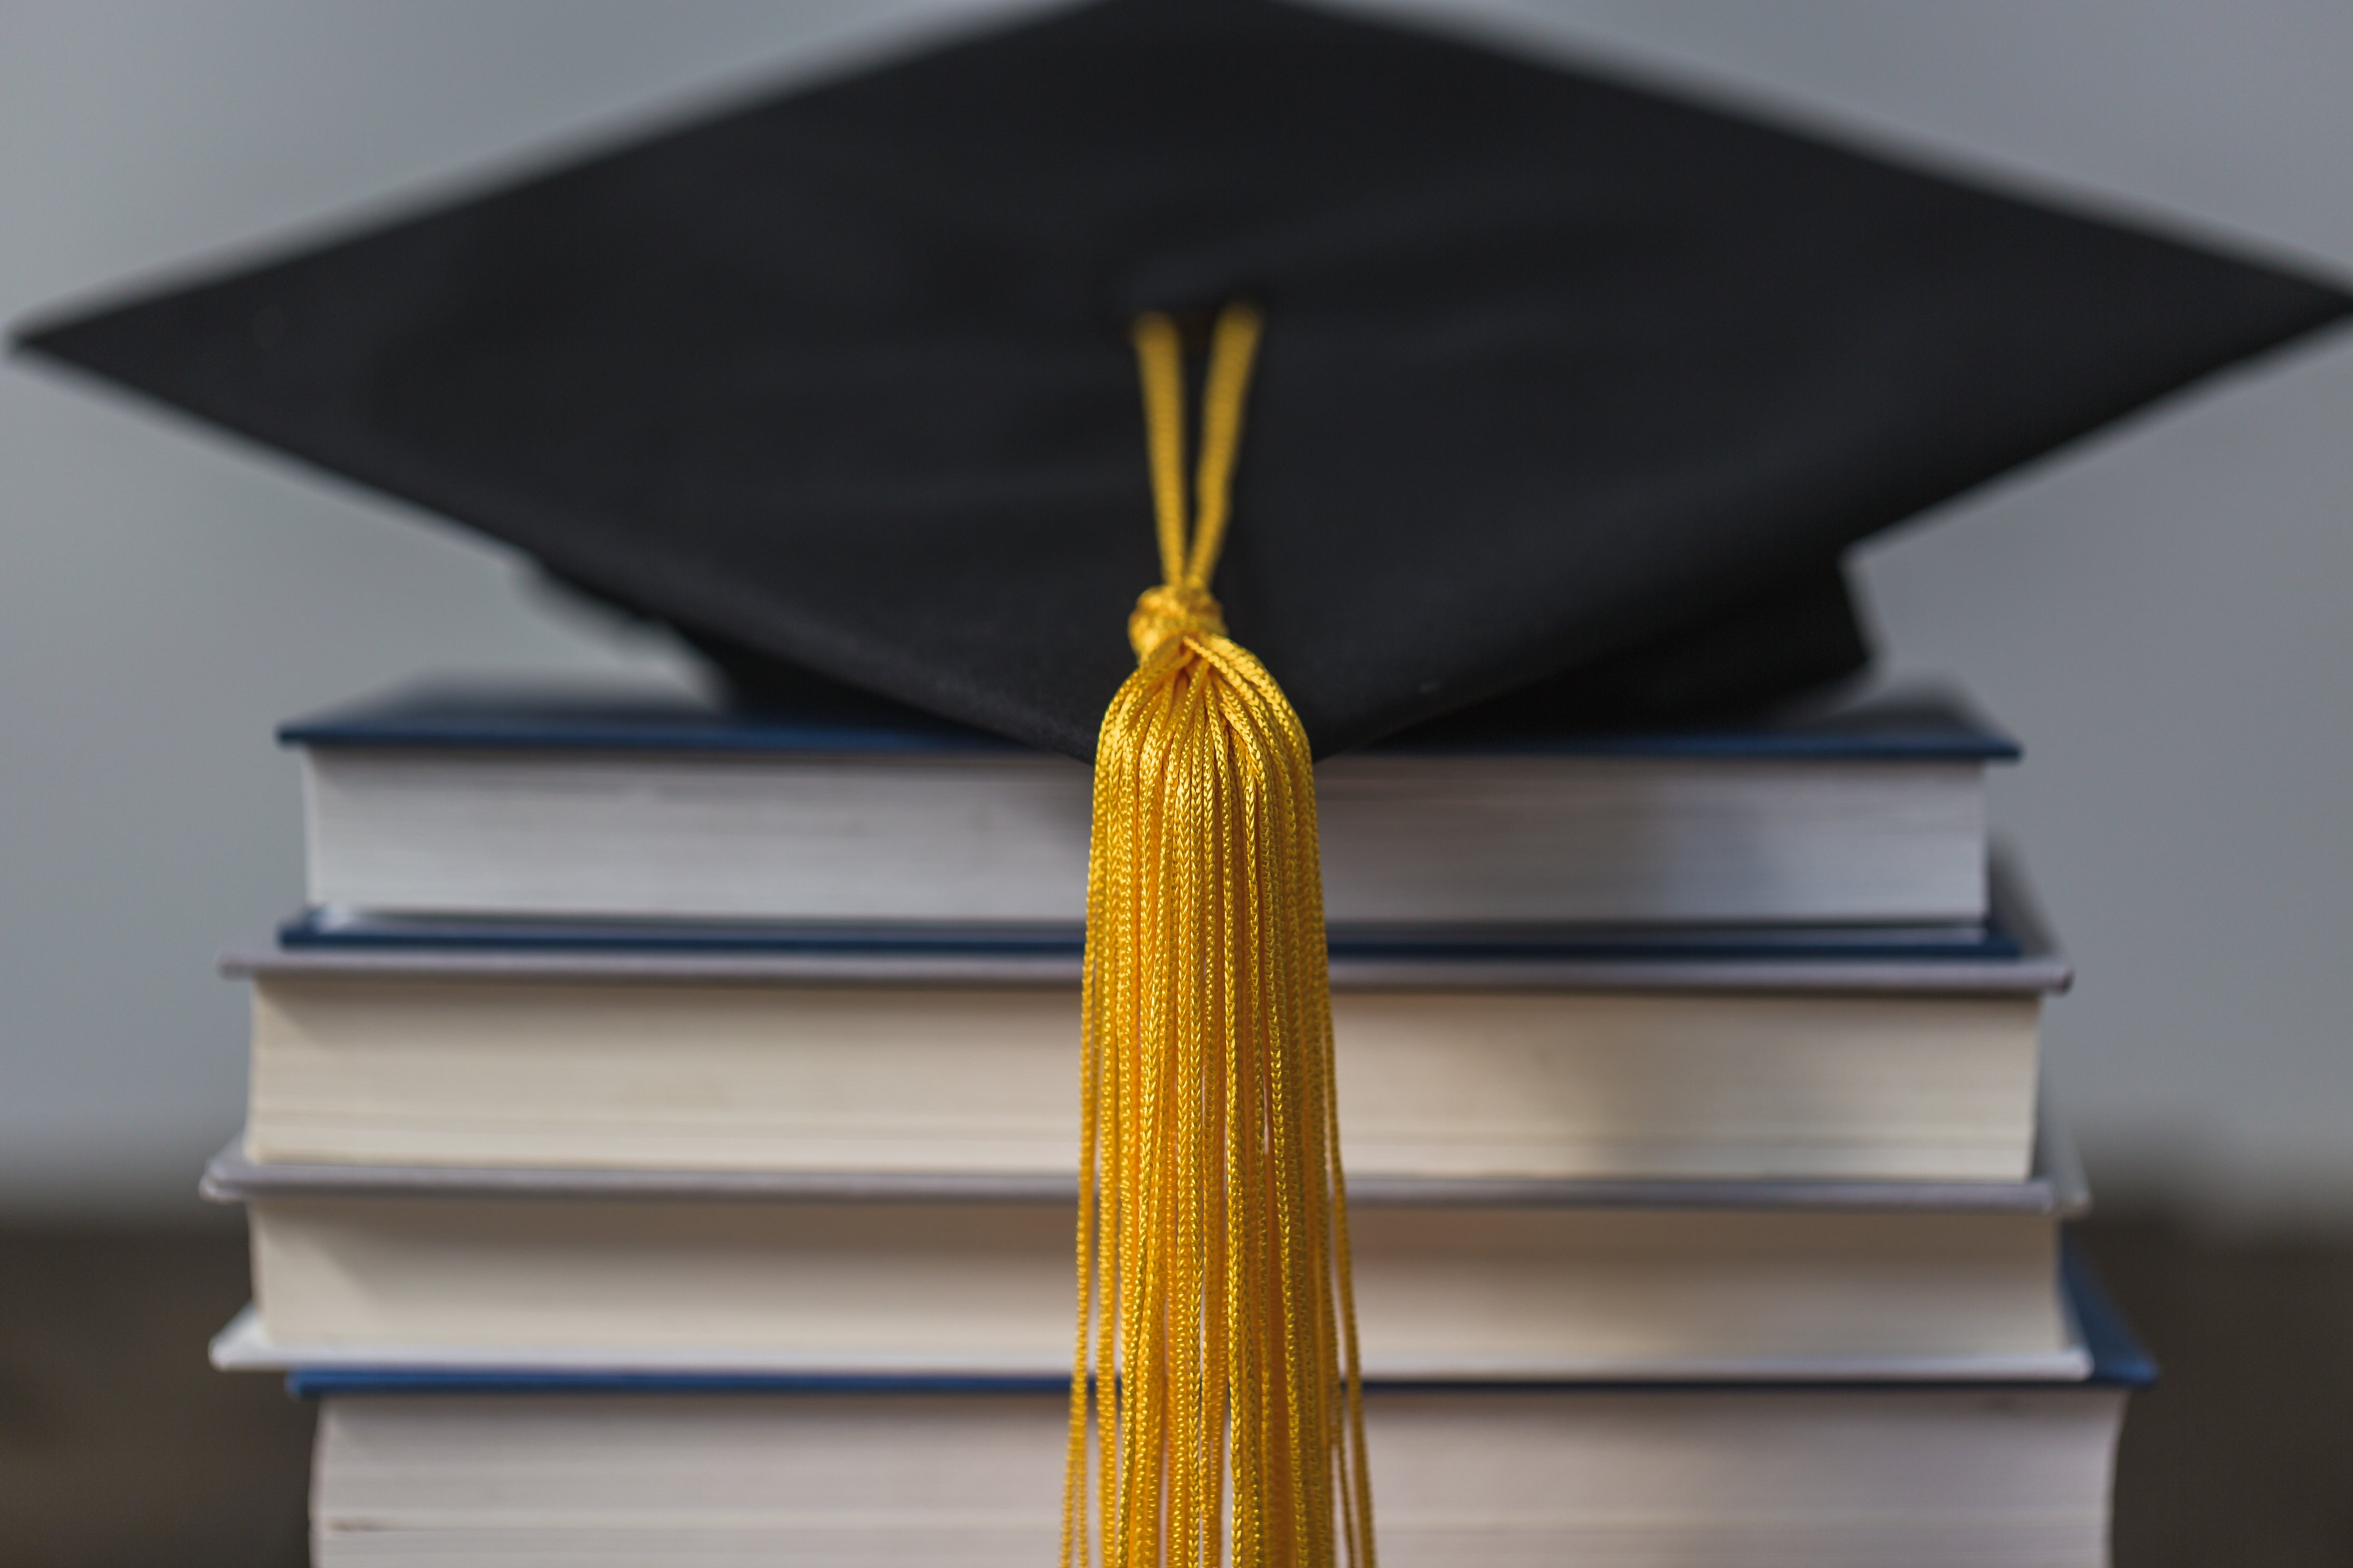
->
<box><xmin>1064</xmin><ymin>305</ymin><xmax>1375</xmax><ymax>1568</ymax></box>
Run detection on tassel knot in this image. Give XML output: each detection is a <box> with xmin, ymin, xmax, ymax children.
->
<box><xmin>1127</xmin><ymin>581</ymin><xmax>1227</xmax><ymax>660</ymax></box>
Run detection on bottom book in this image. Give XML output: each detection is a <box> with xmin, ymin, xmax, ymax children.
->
<box><xmin>313</xmin><ymin>1384</ymin><xmax>2129</xmax><ymax>1568</ymax></box>
<box><xmin>300</xmin><ymin>1259</ymin><xmax>2149</xmax><ymax>1568</ymax></box>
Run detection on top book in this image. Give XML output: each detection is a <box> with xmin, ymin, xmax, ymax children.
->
<box><xmin>282</xmin><ymin>684</ymin><xmax>2016</xmax><ymax>930</ymax></box>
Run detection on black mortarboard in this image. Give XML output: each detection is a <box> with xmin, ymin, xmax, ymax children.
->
<box><xmin>15</xmin><ymin>0</ymin><xmax>2346</xmax><ymax>758</ymax></box>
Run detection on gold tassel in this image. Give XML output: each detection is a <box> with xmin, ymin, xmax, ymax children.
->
<box><xmin>1063</xmin><ymin>304</ymin><xmax>1375</xmax><ymax>1568</ymax></box>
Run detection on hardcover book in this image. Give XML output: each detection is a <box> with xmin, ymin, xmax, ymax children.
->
<box><xmin>284</xmin><ymin>685</ymin><xmax>2015</xmax><ymax>928</ymax></box>
<box><xmin>295</xmin><ymin>1255</ymin><xmax>2147</xmax><ymax>1568</ymax></box>
<box><xmin>230</xmin><ymin>873</ymin><xmax>2064</xmax><ymax>1184</ymax></box>
<box><xmin>204</xmin><ymin>1136</ymin><xmax>2091</xmax><ymax>1383</ymax></box>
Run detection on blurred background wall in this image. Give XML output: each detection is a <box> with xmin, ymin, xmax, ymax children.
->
<box><xmin>4</xmin><ymin>0</ymin><xmax>2348</xmax><ymax>1222</ymax></box>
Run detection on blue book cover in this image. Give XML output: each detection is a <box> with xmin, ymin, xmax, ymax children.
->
<box><xmin>276</xmin><ymin>905</ymin><xmax>2025</xmax><ymax>965</ymax></box>
<box><xmin>279</xmin><ymin>681</ymin><xmax>2021</xmax><ymax>764</ymax></box>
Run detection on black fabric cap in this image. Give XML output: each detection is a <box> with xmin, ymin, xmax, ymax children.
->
<box><xmin>16</xmin><ymin>0</ymin><xmax>2347</xmax><ymax>757</ymax></box>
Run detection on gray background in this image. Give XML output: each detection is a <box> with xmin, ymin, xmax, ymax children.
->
<box><xmin>3</xmin><ymin>0</ymin><xmax>2346</xmax><ymax>1218</ymax></box>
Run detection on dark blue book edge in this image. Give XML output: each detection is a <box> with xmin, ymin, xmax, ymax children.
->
<box><xmin>278</xmin><ymin>907</ymin><xmax>2022</xmax><ymax>964</ymax></box>
<box><xmin>279</xmin><ymin>683</ymin><xmax>2021</xmax><ymax>763</ymax></box>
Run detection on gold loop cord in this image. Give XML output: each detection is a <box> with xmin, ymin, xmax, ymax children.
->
<box><xmin>1133</xmin><ymin>312</ymin><xmax>1192</xmax><ymax>588</ymax></box>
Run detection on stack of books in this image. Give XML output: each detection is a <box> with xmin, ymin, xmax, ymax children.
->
<box><xmin>203</xmin><ymin>680</ymin><xmax>2150</xmax><ymax>1566</ymax></box>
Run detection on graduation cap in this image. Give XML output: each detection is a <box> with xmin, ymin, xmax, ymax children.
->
<box><xmin>19</xmin><ymin>0</ymin><xmax>2345</xmax><ymax>760</ymax></box>
<box><xmin>15</xmin><ymin>1</ymin><xmax>2347</xmax><ymax>1561</ymax></box>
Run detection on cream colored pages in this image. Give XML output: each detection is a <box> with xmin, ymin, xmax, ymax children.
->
<box><xmin>313</xmin><ymin>1388</ymin><xmax>2121</xmax><ymax>1568</ymax></box>
<box><xmin>305</xmin><ymin>748</ymin><xmax>1987</xmax><ymax>925</ymax></box>
<box><xmin>250</xmin><ymin>1198</ymin><xmax>2065</xmax><ymax>1377</ymax></box>
<box><xmin>247</xmin><ymin>977</ymin><xmax>2040</xmax><ymax>1181</ymax></box>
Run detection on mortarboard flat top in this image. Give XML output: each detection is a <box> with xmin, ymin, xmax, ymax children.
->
<box><xmin>16</xmin><ymin>0</ymin><xmax>2347</xmax><ymax>758</ymax></box>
